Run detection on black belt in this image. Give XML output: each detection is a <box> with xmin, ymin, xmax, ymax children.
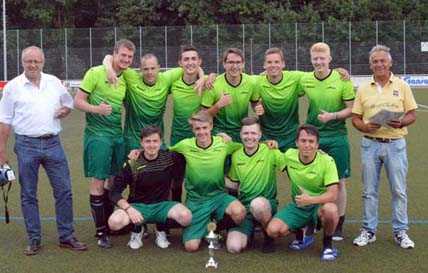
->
<box><xmin>24</xmin><ymin>134</ymin><xmax>56</xmax><ymax>139</ymax></box>
<box><xmin>364</xmin><ymin>135</ymin><xmax>400</xmax><ymax>143</ymax></box>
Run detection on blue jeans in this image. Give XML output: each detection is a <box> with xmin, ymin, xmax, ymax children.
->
<box><xmin>360</xmin><ymin>137</ymin><xmax>409</xmax><ymax>233</ymax></box>
<box><xmin>14</xmin><ymin>134</ymin><xmax>74</xmax><ymax>243</ymax></box>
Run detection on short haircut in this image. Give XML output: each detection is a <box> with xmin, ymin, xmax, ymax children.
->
<box><xmin>21</xmin><ymin>46</ymin><xmax>45</xmax><ymax>63</ymax></box>
<box><xmin>188</xmin><ymin>110</ymin><xmax>213</xmax><ymax>126</ymax></box>
<box><xmin>296</xmin><ymin>124</ymin><xmax>319</xmax><ymax>142</ymax></box>
<box><xmin>113</xmin><ymin>39</ymin><xmax>136</xmax><ymax>53</ymax></box>
<box><xmin>241</xmin><ymin>116</ymin><xmax>259</xmax><ymax>127</ymax></box>
<box><xmin>179</xmin><ymin>45</ymin><xmax>199</xmax><ymax>60</ymax></box>
<box><xmin>140</xmin><ymin>125</ymin><xmax>162</xmax><ymax>139</ymax></box>
<box><xmin>265</xmin><ymin>47</ymin><xmax>284</xmax><ymax>61</ymax></box>
<box><xmin>369</xmin><ymin>44</ymin><xmax>392</xmax><ymax>62</ymax></box>
<box><xmin>310</xmin><ymin>42</ymin><xmax>331</xmax><ymax>56</ymax></box>
<box><xmin>141</xmin><ymin>53</ymin><xmax>159</xmax><ymax>65</ymax></box>
<box><xmin>223</xmin><ymin>47</ymin><xmax>244</xmax><ymax>63</ymax></box>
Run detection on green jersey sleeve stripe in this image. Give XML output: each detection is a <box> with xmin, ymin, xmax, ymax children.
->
<box><xmin>79</xmin><ymin>87</ymin><xmax>91</xmax><ymax>94</ymax></box>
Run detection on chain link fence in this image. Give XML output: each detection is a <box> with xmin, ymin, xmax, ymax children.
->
<box><xmin>1</xmin><ymin>21</ymin><xmax>427</xmax><ymax>80</ymax></box>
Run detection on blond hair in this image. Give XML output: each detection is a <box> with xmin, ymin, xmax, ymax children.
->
<box><xmin>310</xmin><ymin>42</ymin><xmax>331</xmax><ymax>56</ymax></box>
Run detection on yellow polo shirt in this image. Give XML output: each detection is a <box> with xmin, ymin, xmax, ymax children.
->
<box><xmin>352</xmin><ymin>73</ymin><xmax>417</xmax><ymax>139</ymax></box>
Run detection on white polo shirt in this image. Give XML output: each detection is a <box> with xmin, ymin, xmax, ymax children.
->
<box><xmin>0</xmin><ymin>72</ymin><xmax>73</xmax><ymax>137</ymax></box>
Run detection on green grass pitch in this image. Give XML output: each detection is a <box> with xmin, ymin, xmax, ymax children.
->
<box><xmin>0</xmin><ymin>89</ymin><xmax>428</xmax><ymax>273</ymax></box>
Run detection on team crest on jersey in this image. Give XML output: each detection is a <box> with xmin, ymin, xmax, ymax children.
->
<box><xmin>393</xmin><ymin>90</ymin><xmax>400</xmax><ymax>96</ymax></box>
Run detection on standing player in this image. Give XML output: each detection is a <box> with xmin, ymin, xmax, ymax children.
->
<box><xmin>74</xmin><ymin>39</ymin><xmax>135</xmax><ymax>248</ymax></box>
<box><xmin>201</xmin><ymin>48</ymin><xmax>263</xmax><ymax>142</ymax></box>
<box><xmin>169</xmin><ymin>111</ymin><xmax>246</xmax><ymax>252</ymax></box>
<box><xmin>226</xmin><ymin>117</ymin><xmax>286</xmax><ymax>253</ymax></box>
<box><xmin>254</xmin><ymin>47</ymin><xmax>305</xmax><ymax>152</ymax></box>
<box><xmin>266</xmin><ymin>124</ymin><xmax>340</xmax><ymax>261</ymax></box>
<box><xmin>170</xmin><ymin>45</ymin><xmax>207</xmax><ymax>146</ymax></box>
<box><xmin>299</xmin><ymin>42</ymin><xmax>354</xmax><ymax>240</ymax></box>
<box><xmin>108</xmin><ymin>126</ymin><xmax>191</xmax><ymax>250</ymax></box>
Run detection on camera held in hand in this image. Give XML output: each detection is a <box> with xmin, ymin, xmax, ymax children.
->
<box><xmin>0</xmin><ymin>164</ymin><xmax>15</xmax><ymax>223</ymax></box>
<box><xmin>0</xmin><ymin>164</ymin><xmax>15</xmax><ymax>186</ymax></box>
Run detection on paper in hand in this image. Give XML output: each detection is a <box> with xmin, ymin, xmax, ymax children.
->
<box><xmin>369</xmin><ymin>109</ymin><xmax>404</xmax><ymax>126</ymax></box>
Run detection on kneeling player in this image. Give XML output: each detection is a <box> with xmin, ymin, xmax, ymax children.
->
<box><xmin>266</xmin><ymin>124</ymin><xmax>340</xmax><ymax>261</ymax></box>
<box><xmin>226</xmin><ymin>117</ymin><xmax>286</xmax><ymax>253</ymax></box>
<box><xmin>170</xmin><ymin>111</ymin><xmax>246</xmax><ymax>252</ymax></box>
<box><xmin>108</xmin><ymin>126</ymin><xmax>192</xmax><ymax>249</ymax></box>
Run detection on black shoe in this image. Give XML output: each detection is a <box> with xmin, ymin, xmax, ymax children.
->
<box><xmin>261</xmin><ymin>236</ymin><xmax>275</xmax><ymax>253</ymax></box>
<box><xmin>59</xmin><ymin>237</ymin><xmax>88</xmax><ymax>251</ymax></box>
<box><xmin>24</xmin><ymin>239</ymin><xmax>41</xmax><ymax>256</ymax></box>
<box><xmin>97</xmin><ymin>235</ymin><xmax>112</xmax><ymax>249</ymax></box>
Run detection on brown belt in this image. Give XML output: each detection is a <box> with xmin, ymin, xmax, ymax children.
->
<box><xmin>364</xmin><ymin>135</ymin><xmax>400</xmax><ymax>143</ymax></box>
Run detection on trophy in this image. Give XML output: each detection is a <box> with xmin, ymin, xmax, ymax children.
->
<box><xmin>205</xmin><ymin>222</ymin><xmax>219</xmax><ymax>269</ymax></box>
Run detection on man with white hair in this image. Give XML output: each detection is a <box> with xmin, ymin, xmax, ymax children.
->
<box><xmin>0</xmin><ymin>46</ymin><xmax>87</xmax><ymax>255</ymax></box>
<box><xmin>352</xmin><ymin>45</ymin><xmax>417</xmax><ymax>249</ymax></box>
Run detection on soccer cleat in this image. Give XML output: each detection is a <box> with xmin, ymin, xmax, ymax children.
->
<box><xmin>155</xmin><ymin>231</ymin><xmax>171</xmax><ymax>249</ymax></box>
<box><xmin>97</xmin><ymin>234</ymin><xmax>112</xmax><ymax>249</ymax></box>
<box><xmin>288</xmin><ymin>235</ymin><xmax>315</xmax><ymax>251</ymax></box>
<box><xmin>394</xmin><ymin>230</ymin><xmax>415</xmax><ymax>249</ymax></box>
<box><xmin>128</xmin><ymin>231</ymin><xmax>144</xmax><ymax>250</ymax></box>
<box><xmin>353</xmin><ymin>229</ymin><xmax>376</xmax><ymax>247</ymax></box>
<box><xmin>321</xmin><ymin>247</ymin><xmax>338</xmax><ymax>261</ymax></box>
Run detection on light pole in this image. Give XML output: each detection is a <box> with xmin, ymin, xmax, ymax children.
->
<box><xmin>2</xmin><ymin>0</ymin><xmax>6</xmax><ymax>81</ymax></box>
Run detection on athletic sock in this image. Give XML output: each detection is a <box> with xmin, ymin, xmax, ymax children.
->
<box><xmin>323</xmin><ymin>234</ymin><xmax>333</xmax><ymax>249</ymax></box>
<box><xmin>90</xmin><ymin>194</ymin><xmax>107</xmax><ymax>237</ymax></box>
<box><xmin>132</xmin><ymin>224</ymin><xmax>142</xmax><ymax>233</ymax></box>
<box><xmin>335</xmin><ymin>215</ymin><xmax>345</xmax><ymax>233</ymax></box>
<box><xmin>103</xmin><ymin>190</ymin><xmax>114</xmax><ymax>228</ymax></box>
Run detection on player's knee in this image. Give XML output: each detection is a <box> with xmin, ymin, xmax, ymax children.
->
<box><xmin>226</xmin><ymin>241</ymin><xmax>244</xmax><ymax>254</ymax></box>
<box><xmin>178</xmin><ymin>209</ymin><xmax>192</xmax><ymax>227</ymax></box>
<box><xmin>184</xmin><ymin>240</ymin><xmax>200</xmax><ymax>252</ymax></box>
<box><xmin>250</xmin><ymin>198</ymin><xmax>271</xmax><ymax>218</ymax></box>
<box><xmin>266</xmin><ymin>219</ymin><xmax>287</xmax><ymax>238</ymax></box>
<box><xmin>320</xmin><ymin>203</ymin><xmax>338</xmax><ymax>222</ymax></box>
<box><xmin>108</xmin><ymin>213</ymin><xmax>126</xmax><ymax>231</ymax></box>
<box><xmin>230</xmin><ymin>203</ymin><xmax>246</xmax><ymax>223</ymax></box>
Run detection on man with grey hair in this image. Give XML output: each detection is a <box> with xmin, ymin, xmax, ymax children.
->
<box><xmin>352</xmin><ymin>44</ymin><xmax>417</xmax><ymax>249</ymax></box>
<box><xmin>0</xmin><ymin>46</ymin><xmax>87</xmax><ymax>255</ymax></box>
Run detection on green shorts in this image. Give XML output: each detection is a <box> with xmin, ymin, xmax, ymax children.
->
<box><xmin>83</xmin><ymin>133</ymin><xmax>125</xmax><ymax>180</ymax></box>
<box><xmin>230</xmin><ymin>198</ymin><xmax>278</xmax><ymax>236</ymax></box>
<box><xmin>132</xmin><ymin>201</ymin><xmax>178</xmax><ymax>224</ymax></box>
<box><xmin>213</xmin><ymin>127</ymin><xmax>241</xmax><ymax>143</ymax></box>
<box><xmin>123</xmin><ymin>134</ymin><xmax>141</xmax><ymax>156</ymax></box>
<box><xmin>262</xmin><ymin>133</ymin><xmax>296</xmax><ymax>153</ymax></box>
<box><xmin>274</xmin><ymin>202</ymin><xmax>319</xmax><ymax>231</ymax></box>
<box><xmin>183</xmin><ymin>193</ymin><xmax>236</xmax><ymax>242</ymax></box>
<box><xmin>319</xmin><ymin>135</ymin><xmax>350</xmax><ymax>179</ymax></box>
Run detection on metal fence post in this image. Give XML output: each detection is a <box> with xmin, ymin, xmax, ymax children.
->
<box><xmin>190</xmin><ymin>25</ymin><xmax>193</xmax><ymax>46</ymax></box>
<box><xmin>322</xmin><ymin>21</ymin><xmax>325</xmax><ymax>42</ymax></box>
<box><xmin>295</xmin><ymin>22</ymin><xmax>298</xmax><ymax>70</ymax></box>
<box><xmin>139</xmin><ymin>26</ymin><xmax>142</xmax><ymax>59</ymax></box>
<box><xmin>250</xmin><ymin>38</ymin><xmax>253</xmax><ymax>74</ymax></box>
<box><xmin>40</xmin><ymin>28</ymin><xmax>43</xmax><ymax>49</ymax></box>
<box><xmin>268</xmin><ymin>23</ymin><xmax>271</xmax><ymax>48</ymax></box>
<box><xmin>114</xmin><ymin>27</ymin><xmax>117</xmax><ymax>43</ymax></box>
<box><xmin>348</xmin><ymin>21</ymin><xmax>352</xmax><ymax>75</ymax></box>
<box><xmin>16</xmin><ymin>29</ymin><xmax>19</xmax><ymax>75</ymax></box>
<box><xmin>216</xmin><ymin>24</ymin><xmax>219</xmax><ymax>74</ymax></box>
<box><xmin>89</xmin><ymin>27</ymin><xmax>93</xmax><ymax>67</ymax></box>
<box><xmin>164</xmin><ymin>26</ymin><xmax>168</xmax><ymax>69</ymax></box>
<box><xmin>242</xmin><ymin>24</ymin><xmax>245</xmax><ymax>57</ymax></box>
<box><xmin>64</xmin><ymin>28</ymin><xmax>68</xmax><ymax>80</ymax></box>
<box><xmin>403</xmin><ymin>20</ymin><xmax>406</xmax><ymax>75</ymax></box>
<box><xmin>375</xmin><ymin>20</ymin><xmax>378</xmax><ymax>45</ymax></box>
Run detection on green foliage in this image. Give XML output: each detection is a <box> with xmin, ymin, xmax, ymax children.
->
<box><xmin>4</xmin><ymin>0</ymin><xmax>428</xmax><ymax>29</ymax></box>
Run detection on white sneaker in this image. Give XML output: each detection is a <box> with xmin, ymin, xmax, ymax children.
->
<box><xmin>353</xmin><ymin>229</ymin><xmax>376</xmax><ymax>247</ymax></box>
<box><xmin>394</xmin><ymin>230</ymin><xmax>415</xmax><ymax>249</ymax></box>
<box><xmin>127</xmin><ymin>231</ymin><xmax>143</xmax><ymax>250</ymax></box>
<box><xmin>155</xmin><ymin>231</ymin><xmax>171</xmax><ymax>249</ymax></box>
